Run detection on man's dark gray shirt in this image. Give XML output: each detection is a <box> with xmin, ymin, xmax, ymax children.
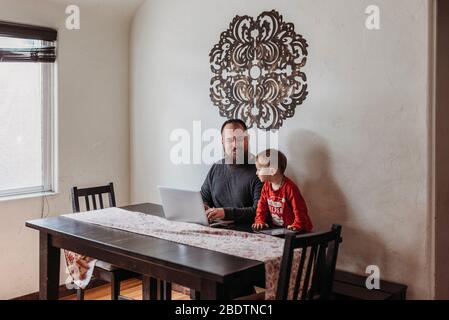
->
<box><xmin>201</xmin><ymin>159</ymin><xmax>263</xmax><ymax>224</ymax></box>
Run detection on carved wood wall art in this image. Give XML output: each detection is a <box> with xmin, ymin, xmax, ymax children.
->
<box><xmin>209</xmin><ymin>10</ymin><xmax>309</xmax><ymax>130</ymax></box>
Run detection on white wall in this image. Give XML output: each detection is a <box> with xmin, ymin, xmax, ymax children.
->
<box><xmin>0</xmin><ymin>0</ymin><xmax>142</xmax><ymax>299</ymax></box>
<box><xmin>131</xmin><ymin>0</ymin><xmax>433</xmax><ymax>299</ymax></box>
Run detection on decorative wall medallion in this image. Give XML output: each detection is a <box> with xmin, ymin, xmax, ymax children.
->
<box><xmin>209</xmin><ymin>10</ymin><xmax>309</xmax><ymax>130</ymax></box>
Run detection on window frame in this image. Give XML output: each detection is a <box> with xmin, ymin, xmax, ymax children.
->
<box><xmin>0</xmin><ymin>31</ymin><xmax>57</xmax><ymax>200</ymax></box>
<box><xmin>42</xmin><ymin>61</ymin><xmax>57</xmax><ymax>196</ymax></box>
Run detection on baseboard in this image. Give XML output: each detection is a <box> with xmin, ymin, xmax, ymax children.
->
<box><xmin>12</xmin><ymin>278</ymin><xmax>108</xmax><ymax>300</ymax></box>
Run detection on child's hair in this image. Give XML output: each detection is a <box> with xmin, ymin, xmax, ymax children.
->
<box><xmin>256</xmin><ymin>149</ymin><xmax>287</xmax><ymax>174</ymax></box>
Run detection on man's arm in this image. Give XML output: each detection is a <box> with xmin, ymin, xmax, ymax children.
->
<box><xmin>200</xmin><ymin>165</ymin><xmax>214</xmax><ymax>208</ymax></box>
<box><xmin>223</xmin><ymin>177</ymin><xmax>263</xmax><ymax>223</ymax></box>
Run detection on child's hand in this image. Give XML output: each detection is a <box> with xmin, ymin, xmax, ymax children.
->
<box><xmin>252</xmin><ymin>223</ymin><xmax>269</xmax><ymax>230</ymax></box>
<box><xmin>287</xmin><ymin>225</ymin><xmax>300</xmax><ymax>231</ymax></box>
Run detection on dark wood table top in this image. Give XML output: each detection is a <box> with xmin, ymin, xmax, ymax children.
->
<box><xmin>26</xmin><ymin>203</ymin><xmax>264</xmax><ymax>284</ymax></box>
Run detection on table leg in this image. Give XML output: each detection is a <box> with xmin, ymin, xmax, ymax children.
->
<box><xmin>39</xmin><ymin>232</ymin><xmax>60</xmax><ymax>300</ymax></box>
<box><xmin>190</xmin><ymin>289</ymin><xmax>201</xmax><ymax>300</ymax></box>
<box><xmin>143</xmin><ymin>276</ymin><xmax>170</xmax><ymax>300</ymax></box>
<box><xmin>200</xmin><ymin>280</ymin><xmax>227</xmax><ymax>300</ymax></box>
<box><xmin>142</xmin><ymin>275</ymin><xmax>156</xmax><ymax>300</ymax></box>
<box><xmin>161</xmin><ymin>281</ymin><xmax>172</xmax><ymax>300</ymax></box>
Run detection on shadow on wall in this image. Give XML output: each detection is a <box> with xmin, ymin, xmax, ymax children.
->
<box><xmin>285</xmin><ymin>129</ymin><xmax>388</xmax><ymax>276</ymax></box>
<box><xmin>286</xmin><ymin>129</ymin><xmax>349</xmax><ymax>228</ymax></box>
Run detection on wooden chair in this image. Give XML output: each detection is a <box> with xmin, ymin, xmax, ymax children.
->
<box><xmin>239</xmin><ymin>224</ymin><xmax>343</xmax><ymax>300</ymax></box>
<box><xmin>71</xmin><ymin>182</ymin><xmax>139</xmax><ymax>300</ymax></box>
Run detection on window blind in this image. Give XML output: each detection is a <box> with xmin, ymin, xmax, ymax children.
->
<box><xmin>0</xmin><ymin>21</ymin><xmax>57</xmax><ymax>63</ymax></box>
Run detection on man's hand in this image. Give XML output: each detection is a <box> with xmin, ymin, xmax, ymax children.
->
<box><xmin>206</xmin><ymin>207</ymin><xmax>225</xmax><ymax>221</ymax></box>
<box><xmin>287</xmin><ymin>225</ymin><xmax>300</xmax><ymax>231</ymax></box>
<box><xmin>252</xmin><ymin>223</ymin><xmax>269</xmax><ymax>230</ymax></box>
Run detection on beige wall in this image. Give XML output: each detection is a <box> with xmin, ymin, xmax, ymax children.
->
<box><xmin>0</xmin><ymin>0</ymin><xmax>142</xmax><ymax>299</ymax></box>
<box><xmin>131</xmin><ymin>0</ymin><xmax>433</xmax><ymax>299</ymax></box>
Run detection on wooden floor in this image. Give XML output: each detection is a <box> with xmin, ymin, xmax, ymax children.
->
<box><xmin>62</xmin><ymin>278</ymin><xmax>190</xmax><ymax>300</ymax></box>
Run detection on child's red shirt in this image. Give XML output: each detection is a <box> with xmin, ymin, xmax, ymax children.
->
<box><xmin>255</xmin><ymin>176</ymin><xmax>313</xmax><ymax>232</ymax></box>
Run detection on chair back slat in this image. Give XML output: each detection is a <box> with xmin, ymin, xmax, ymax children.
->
<box><xmin>71</xmin><ymin>187</ymin><xmax>79</xmax><ymax>212</ymax></box>
<box><xmin>276</xmin><ymin>233</ymin><xmax>295</xmax><ymax>300</ymax></box>
<box><xmin>292</xmin><ymin>246</ymin><xmax>307</xmax><ymax>299</ymax></box>
<box><xmin>84</xmin><ymin>195</ymin><xmax>90</xmax><ymax>211</ymax></box>
<box><xmin>98</xmin><ymin>193</ymin><xmax>104</xmax><ymax>209</ymax></box>
<box><xmin>276</xmin><ymin>224</ymin><xmax>343</xmax><ymax>300</ymax></box>
<box><xmin>91</xmin><ymin>194</ymin><xmax>97</xmax><ymax>210</ymax></box>
<box><xmin>109</xmin><ymin>183</ymin><xmax>116</xmax><ymax>207</ymax></box>
<box><xmin>300</xmin><ymin>244</ymin><xmax>317</xmax><ymax>300</ymax></box>
<box><xmin>322</xmin><ymin>225</ymin><xmax>342</xmax><ymax>298</ymax></box>
<box><xmin>309</xmin><ymin>243</ymin><xmax>328</xmax><ymax>299</ymax></box>
<box><xmin>71</xmin><ymin>182</ymin><xmax>116</xmax><ymax>213</ymax></box>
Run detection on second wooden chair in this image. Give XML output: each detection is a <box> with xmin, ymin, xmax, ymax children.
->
<box><xmin>70</xmin><ymin>182</ymin><xmax>138</xmax><ymax>300</ymax></box>
<box><xmin>238</xmin><ymin>224</ymin><xmax>343</xmax><ymax>300</ymax></box>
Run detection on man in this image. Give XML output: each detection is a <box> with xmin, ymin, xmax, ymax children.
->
<box><xmin>201</xmin><ymin>119</ymin><xmax>263</xmax><ymax>225</ymax></box>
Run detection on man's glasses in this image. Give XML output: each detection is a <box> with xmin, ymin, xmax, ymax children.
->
<box><xmin>224</xmin><ymin>136</ymin><xmax>246</xmax><ymax>144</ymax></box>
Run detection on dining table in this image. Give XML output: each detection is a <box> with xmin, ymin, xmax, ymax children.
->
<box><xmin>25</xmin><ymin>203</ymin><xmax>266</xmax><ymax>300</ymax></box>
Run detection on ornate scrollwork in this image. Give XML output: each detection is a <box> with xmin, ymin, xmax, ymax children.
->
<box><xmin>209</xmin><ymin>10</ymin><xmax>309</xmax><ymax>130</ymax></box>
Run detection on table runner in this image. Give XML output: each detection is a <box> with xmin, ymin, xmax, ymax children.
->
<box><xmin>63</xmin><ymin>207</ymin><xmax>303</xmax><ymax>299</ymax></box>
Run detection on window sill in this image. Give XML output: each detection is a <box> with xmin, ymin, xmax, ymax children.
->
<box><xmin>0</xmin><ymin>191</ymin><xmax>58</xmax><ymax>203</ymax></box>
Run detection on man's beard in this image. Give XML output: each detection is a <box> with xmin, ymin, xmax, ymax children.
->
<box><xmin>224</xmin><ymin>149</ymin><xmax>250</xmax><ymax>165</ymax></box>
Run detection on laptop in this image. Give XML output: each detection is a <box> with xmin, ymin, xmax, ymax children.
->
<box><xmin>157</xmin><ymin>186</ymin><xmax>234</xmax><ymax>227</ymax></box>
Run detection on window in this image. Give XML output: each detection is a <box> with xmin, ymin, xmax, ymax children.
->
<box><xmin>0</xmin><ymin>22</ymin><xmax>57</xmax><ymax>198</ymax></box>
